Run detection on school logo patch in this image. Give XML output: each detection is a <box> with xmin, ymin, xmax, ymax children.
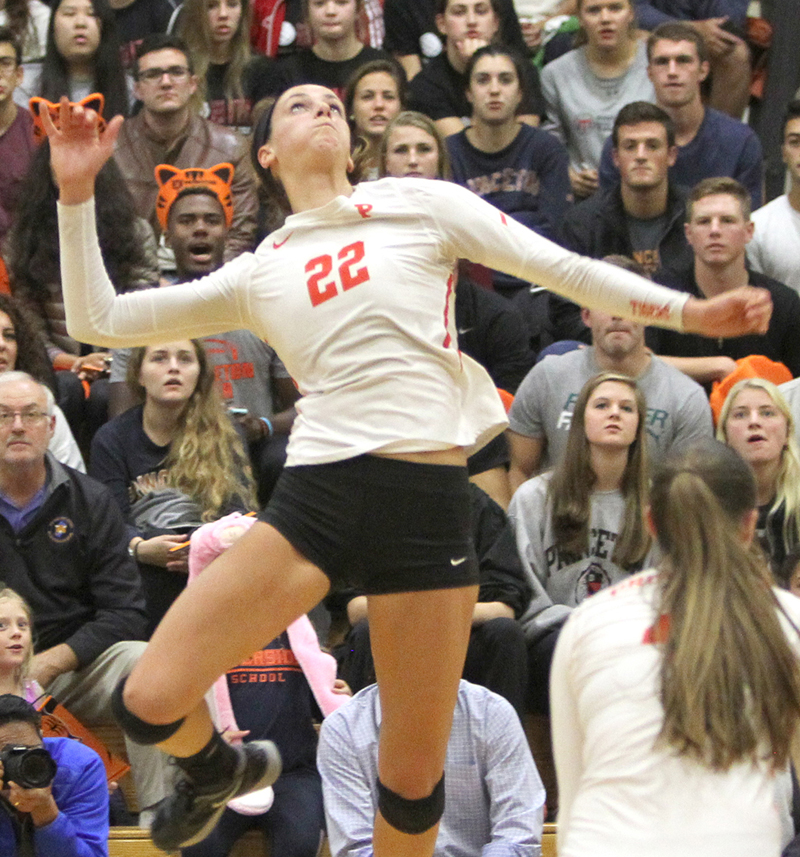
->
<box><xmin>48</xmin><ymin>517</ymin><xmax>75</xmax><ymax>544</ymax></box>
<box><xmin>574</xmin><ymin>561</ymin><xmax>611</xmax><ymax>603</ymax></box>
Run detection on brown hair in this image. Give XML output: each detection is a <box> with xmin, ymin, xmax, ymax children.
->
<box><xmin>646</xmin><ymin>20</ymin><xmax>708</xmax><ymax>64</ymax></box>
<box><xmin>378</xmin><ymin>111</ymin><xmax>451</xmax><ymax>180</ymax></box>
<box><xmin>686</xmin><ymin>176</ymin><xmax>751</xmax><ymax>221</ymax></box>
<box><xmin>651</xmin><ymin>438</ymin><xmax>800</xmax><ymax>771</ymax></box>
<box><xmin>548</xmin><ymin>371</ymin><xmax>651</xmax><ymax>569</ymax></box>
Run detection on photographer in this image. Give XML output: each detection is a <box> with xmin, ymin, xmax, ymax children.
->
<box><xmin>0</xmin><ymin>695</ymin><xmax>108</xmax><ymax>857</ymax></box>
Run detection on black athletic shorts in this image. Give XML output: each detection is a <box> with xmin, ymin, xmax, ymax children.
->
<box><xmin>259</xmin><ymin>455</ymin><xmax>480</xmax><ymax>594</ymax></box>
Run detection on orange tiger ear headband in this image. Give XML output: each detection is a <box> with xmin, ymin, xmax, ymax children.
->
<box><xmin>29</xmin><ymin>94</ymin><xmax>106</xmax><ymax>143</ymax></box>
<box><xmin>154</xmin><ymin>164</ymin><xmax>235</xmax><ymax>231</ymax></box>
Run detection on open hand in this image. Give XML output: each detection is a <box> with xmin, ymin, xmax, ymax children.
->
<box><xmin>40</xmin><ymin>97</ymin><xmax>124</xmax><ymax>205</ymax></box>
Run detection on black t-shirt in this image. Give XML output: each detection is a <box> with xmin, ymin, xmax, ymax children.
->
<box><xmin>408</xmin><ymin>53</ymin><xmax>543</xmax><ymax>122</ymax></box>
<box><xmin>115</xmin><ymin>0</ymin><xmax>175</xmax><ymax>68</ymax></box>
<box><xmin>270</xmin><ymin>45</ymin><xmax>390</xmax><ymax>99</ymax></box>
<box><xmin>646</xmin><ymin>269</ymin><xmax>800</xmax><ymax>380</ymax></box>
<box><xmin>625</xmin><ymin>212</ymin><xmax>670</xmax><ymax>277</ymax></box>
<box><xmin>382</xmin><ymin>0</ymin><xmax>528</xmax><ymax>59</ymax></box>
<box><xmin>205</xmin><ymin>56</ymin><xmax>278</xmax><ymax>127</ymax></box>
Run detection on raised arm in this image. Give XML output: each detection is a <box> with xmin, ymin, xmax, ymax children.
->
<box><xmin>45</xmin><ymin>100</ymin><xmax>254</xmax><ymax>347</ymax></box>
<box><xmin>416</xmin><ymin>181</ymin><xmax>772</xmax><ymax>339</ymax></box>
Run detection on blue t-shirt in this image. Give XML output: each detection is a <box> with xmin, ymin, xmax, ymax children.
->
<box><xmin>598</xmin><ymin>107</ymin><xmax>763</xmax><ymax>209</ymax></box>
<box><xmin>632</xmin><ymin>0</ymin><xmax>748</xmax><ymax>29</ymax></box>
<box><xmin>227</xmin><ymin>631</ymin><xmax>319</xmax><ymax>772</ymax></box>
<box><xmin>446</xmin><ymin>124</ymin><xmax>572</xmax><ymax>294</ymax></box>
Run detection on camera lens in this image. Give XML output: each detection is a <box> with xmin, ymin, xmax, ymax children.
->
<box><xmin>18</xmin><ymin>748</ymin><xmax>57</xmax><ymax>788</ymax></box>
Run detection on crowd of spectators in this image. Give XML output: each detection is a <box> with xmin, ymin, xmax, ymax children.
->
<box><xmin>0</xmin><ymin>0</ymin><xmax>799</xmax><ymax>852</ymax></box>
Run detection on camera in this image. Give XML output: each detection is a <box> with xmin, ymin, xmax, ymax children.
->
<box><xmin>0</xmin><ymin>745</ymin><xmax>57</xmax><ymax>789</ymax></box>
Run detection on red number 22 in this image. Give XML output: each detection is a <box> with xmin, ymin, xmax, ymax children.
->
<box><xmin>305</xmin><ymin>241</ymin><xmax>369</xmax><ymax>307</ymax></box>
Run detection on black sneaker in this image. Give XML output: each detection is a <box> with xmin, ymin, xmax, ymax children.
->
<box><xmin>150</xmin><ymin>740</ymin><xmax>282</xmax><ymax>851</ymax></box>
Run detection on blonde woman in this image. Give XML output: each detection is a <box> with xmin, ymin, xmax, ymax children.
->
<box><xmin>90</xmin><ymin>340</ymin><xmax>256</xmax><ymax>634</ymax></box>
<box><xmin>177</xmin><ymin>0</ymin><xmax>274</xmax><ymax>129</ymax></box>
<box><xmin>551</xmin><ymin>437</ymin><xmax>800</xmax><ymax>856</ymax></box>
<box><xmin>717</xmin><ymin>377</ymin><xmax>800</xmax><ymax>575</ymax></box>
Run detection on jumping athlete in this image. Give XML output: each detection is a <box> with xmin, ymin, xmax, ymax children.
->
<box><xmin>45</xmin><ymin>87</ymin><xmax>771</xmax><ymax>856</ymax></box>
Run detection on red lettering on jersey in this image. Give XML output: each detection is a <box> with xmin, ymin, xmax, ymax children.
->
<box><xmin>273</xmin><ymin>232</ymin><xmax>293</xmax><ymax>249</ymax></box>
<box><xmin>355</xmin><ymin>204</ymin><xmax>373</xmax><ymax>219</ymax></box>
<box><xmin>629</xmin><ymin>300</ymin><xmax>670</xmax><ymax>322</ymax></box>
<box><xmin>500</xmin><ymin>212</ymin><xmax>508</xmax><ymax>226</ymax></box>
<box><xmin>306</xmin><ymin>255</ymin><xmax>337</xmax><ymax>306</ymax></box>
<box><xmin>338</xmin><ymin>241</ymin><xmax>369</xmax><ymax>290</ymax></box>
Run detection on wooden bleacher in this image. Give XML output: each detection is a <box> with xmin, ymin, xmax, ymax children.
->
<box><xmin>108</xmin><ymin>823</ymin><xmax>558</xmax><ymax>856</ymax></box>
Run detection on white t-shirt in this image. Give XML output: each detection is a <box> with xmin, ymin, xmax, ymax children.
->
<box><xmin>551</xmin><ymin>570</ymin><xmax>800</xmax><ymax>857</ymax></box>
<box><xmin>748</xmin><ymin>194</ymin><xmax>800</xmax><ymax>293</ymax></box>
<box><xmin>59</xmin><ymin>178</ymin><xmax>688</xmax><ymax>466</ymax></box>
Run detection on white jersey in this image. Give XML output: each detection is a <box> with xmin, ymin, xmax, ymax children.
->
<box><xmin>551</xmin><ymin>570</ymin><xmax>800</xmax><ymax>857</ymax></box>
<box><xmin>59</xmin><ymin>178</ymin><xmax>688</xmax><ymax>466</ymax></box>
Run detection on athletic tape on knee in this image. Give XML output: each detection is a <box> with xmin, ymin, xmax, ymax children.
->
<box><xmin>111</xmin><ymin>676</ymin><xmax>185</xmax><ymax>745</ymax></box>
<box><xmin>377</xmin><ymin>774</ymin><xmax>445</xmax><ymax>835</ymax></box>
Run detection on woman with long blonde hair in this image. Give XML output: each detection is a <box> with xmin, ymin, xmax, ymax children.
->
<box><xmin>717</xmin><ymin>377</ymin><xmax>800</xmax><ymax>574</ymax></box>
<box><xmin>90</xmin><ymin>339</ymin><xmax>256</xmax><ymax>634</ymax></box>
<box><xmin>551</xmin><ymin>437</ymin><xmax>800</xmax><ymax>856</ymax></box>
<box><xmin>177</xmin><ymin>0</ymin><xmax>273</xmax><ymax>129</ymax></box>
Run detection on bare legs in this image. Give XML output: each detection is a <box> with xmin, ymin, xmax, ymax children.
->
<box><xmin>121</xmin><ymin>522</ymin><xmax>479</xmax><ymax>857</ymax></box>
<box><xmin>369</xmin><ymin>585</ymin><xmax>478</xmax><ymax>857</ymax></box>
<box><xmin>122</xmin><ymin>522</ymin><xmax>331</xmax><ymax>753</ymax></box>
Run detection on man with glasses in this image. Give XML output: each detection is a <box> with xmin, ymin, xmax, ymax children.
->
<box><xmin>114</xmin><ymin>34</ymin><xmax>258</xmax><ymax>267</ymax></box>
<box><xmin>0</xmin><ymin>371</ymin><xmax>171</xmax><ymax>828</ymax></box>
<box><xmin>0</xmin><ymin>28</ymin><xmax>34</xmax><ymax>243</ymax></box>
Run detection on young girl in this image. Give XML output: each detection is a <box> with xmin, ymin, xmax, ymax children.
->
<box><xmin>0</xmin><ymin>588</ymin><xmax>34</xmax><ymax>699</ymax></box>
<box><xmin>717</xmin><ymin>377</ymin><xmax>800</xmax><ymax>575</ymax></box>
<box><xmin>90</xmin><ymin>340</ymin><xmax>257</xmax><ymax>635</ymax></box>
<box><xmin>551</xmin><ymin>437</ymin><xmax>800</xmax><ymax>856</ymax></box>
<box><xmin>48</xmin><ymin>86</ymin><xmax>770</xmax><ymax>856</ymax></box>
<box><xmin>379</xmin><ymin>109</ymin><xmax>449</xmax><ymax>180</ymax></box>
<box><xmin>177</xmin><ymin>0</ymin><xmax>274</xmax><ymax>130</ymax></box>
<box><xmin>508</xmin><ymin>371</ymin><xmax>651</xmax><ymax>710</ymax></box>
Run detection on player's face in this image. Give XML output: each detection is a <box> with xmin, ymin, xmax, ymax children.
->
<box><xmin>578</xmin><ymin>0</ymin><xmax>634</xmax><ymax>51</ymax></box>
<box><xmin>167</xmin><ymin>194</ymin><xmax>227</xmax><ymax>278</ymax></box>
<box><xmin>135</xmin><ymin>48</ymin><xmax>198</xmax><ymax>114</ymax></box>
<box><xmin>384</xmin><ymin>125</ymin><xmax>441</xmax><ymax>179</ymax></box>
<box><xmin>612</xmin><ymin>121</ymin><xmax>676</xmax><ymax>190</ymax></box>
<box><xmin>724</xmin><ymin>387</ymin><xmax>788</xmax><ymax>469</ymax></box>
<box><xmin>467</xmin><ymin>54</ymin><xmax>521</xmax><ymax>126</ymax></box>
<box><xmin>258</xmin><ymin>86</ymin><xmax>352</xmax><ymax>178</ymax></box>
<box><xmin>436</xmin><ymin>0</ymin><xmax>499</xmax><ymax>45</ymax></box>
<box><xmin>351</xmin><ymin>72</ymin><xmax>401</xmax><ymax>141</ymax></box>
<box><xmin>647</xmin><ymin>39</ymin><xmax>708</xmax><ymax>108</ymax></box>
<box><xmin>138</xmin><ymin>342</ymin><xmax>201</xmax><ymax>406</ymax></box>
<box><xmin>207</xmin><ymin>0</ymin><xmax>243</xmax><ymax>47</ymax></box>
<box><xmin>583</xmin><ymin>380</ymin><xmax>639</xmax><ymax>450</ymax></box>
<box><xmin>685</xmin><ymin>193</ymin><xmax>753</xmax><ymax>267</ymax></box>
<box><xmin>782</xmin><ymin>117</ymin><xmax>800</xmax><ymax>185</ymax></box>
<box><xmin>0</xmin><ymin>312</ymin><xmax>18</xmax><ymax>374</ymax></box>
<box><xmin>307</xmin><ymin>0</ymin><xmax>358</xmax><ymax>42</ymax></box>
<box><xmin>53</xmin><ymin>0</ymin><xmax>101</xmax><ymax>64</ymax></box>
<box><xmin>0</xmin><ymin>598</ymin><xmax>31</xmax><ymax>676</ymax></box>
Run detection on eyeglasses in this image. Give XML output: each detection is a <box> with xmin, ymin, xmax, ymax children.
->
<box><xmin>0</xmin><ymin>410</ymin><xmax>50</xmax><ymax>427</ymax></box>
<box><xmin>137</xmin><ymin>66</ymin><xmax>190</xmax><ymax>83</ymax></box>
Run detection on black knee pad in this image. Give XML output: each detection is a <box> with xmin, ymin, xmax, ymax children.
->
<box><xmin>377</xmin><ymin>774</ymin><xmax>445</xmax><ymax>835</ymax></box>
<box><xmin>111</xmin><ymin>676</ymin><xmax>185</xmax><ymax>745</ymax></box>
